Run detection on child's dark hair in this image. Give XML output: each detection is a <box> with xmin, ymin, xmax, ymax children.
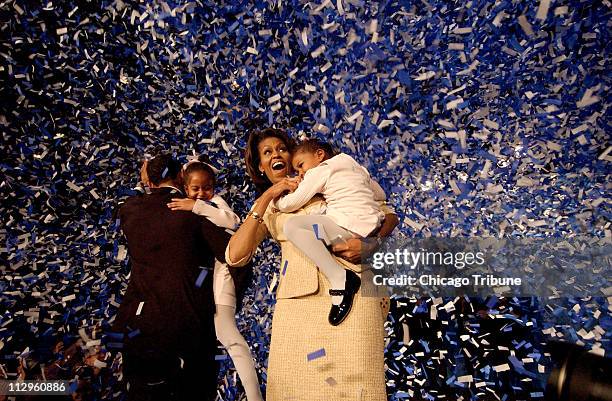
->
<box><xmin>294</xmin><ymin>139</ymin><xmax>336</xmax><ymax>159</ymax></box>
<box><xmin>146</xmin><ymin>153</ymin><xmax>182</xmax><ymax>186</ymax></box>
<box><xmin>184</xmin><ymin>161</ymin><xmax>216</xmax><ymax>186</ymax></box>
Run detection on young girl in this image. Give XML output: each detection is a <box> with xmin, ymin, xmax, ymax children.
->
<box><xmin>167</xmin><ymin>158</ymin><xmax>263</xmax><ymax>401</ymax></box>
<box><xmin>274</xmin><ymin>139</ymin><xmax>387</xmax><ymax>326</ymax></box>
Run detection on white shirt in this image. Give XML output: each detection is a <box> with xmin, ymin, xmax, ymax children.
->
<box><xmin>275</xmin><ymin>153</ymin><xmax>386</xmax><ymax>237</ymax></box>
<box><xmin>192</xmin><ymin>194</ymin><xmax>240</xmax><ymax>230</ymax></box>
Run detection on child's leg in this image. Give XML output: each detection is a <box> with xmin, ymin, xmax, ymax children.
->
<box><xmin>283</xmin><ymin>215</ymin><xmax>355</xmax><ymax>304</ymax></box>
<box><xmin>214</xmin><ymin>305</ymin><xmax>263</xmax><ymax>401</ymax></box>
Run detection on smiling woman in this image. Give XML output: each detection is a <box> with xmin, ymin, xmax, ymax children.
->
<box><xmin>244</xmin><ymin>128</ymin><xmax>296</xmax><ymax>194</ymax></box>
<box><xmin>227</xmin><ymin>128</ymin><xmax>398</xmax><ymax>401</ymax></box>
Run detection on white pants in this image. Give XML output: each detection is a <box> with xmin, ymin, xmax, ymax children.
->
<box><xmin>213</xmin><ymin>261</ymin><xmax>263</xmax><ymax>401</ymax></box>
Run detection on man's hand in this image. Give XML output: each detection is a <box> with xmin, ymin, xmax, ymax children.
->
<box><xmin>332</xmin><ymin>238</ymin><xmax>363</xmax><ymax>264</ymax></box>
<box><xmin>167</xmin><ymin>198</ymin><xmax>196</xmax><ymax>211</ymax></box>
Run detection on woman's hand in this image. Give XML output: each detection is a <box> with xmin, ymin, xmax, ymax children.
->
<box><xmin>332</xmin><ymin>238</ymin><xmax>364</xmax><ymax>264</ymax></box>
<box><xmin>264</xmin><ymin>177</ymin><xmax>300</xmax><ymax>200</ymax></box>
<box><xmin>332</xmin><ymin>211</ymin><xmax>398</xmax><ymax>264</ymax></box>
<box><xmin>332</xmin><ymin>237</ymin><xmax>380</xmax><ymax>264</ymax></box>
<box><xmin>167</xmin><ymin>198</ymin><xmax>196</xmax><ymax>211</ymax></box>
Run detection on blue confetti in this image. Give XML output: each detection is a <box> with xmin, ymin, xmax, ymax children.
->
<box><xmin>127</xmin><ymin>329</ymin><xmax>141</xmax><ymax>339</ymax></box>
<box><xmin>281</xmin><ymin>260</ymin><xmax>288</xmax><ymax>276</ymax></box>
<box><xmin>195</xmin><ymin>268</ymin><xmax>208</xmax><ymax>288</ymax></box>
<box><xmin>312</xmin><ymin>224</ymin><xmax>320</xmax><ymax>240</ymax></box>
<box><xmin>307</xmin><ymin>348</ymin><xmax>326</xmax><ymax>362</ymax></box>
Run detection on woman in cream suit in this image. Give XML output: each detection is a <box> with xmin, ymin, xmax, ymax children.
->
<box><xmin>226</xmin><ymin>128</ymin><xmax>398</xmax><ymax>401</ymax></box>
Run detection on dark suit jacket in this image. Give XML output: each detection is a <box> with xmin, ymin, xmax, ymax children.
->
<box><xmin>113</xmin><ymin>187</ymin><xmax>230</xmax><ymax>358</ymax></box>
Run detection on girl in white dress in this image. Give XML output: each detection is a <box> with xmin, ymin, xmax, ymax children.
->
<box><xmin>274</xmin><ymin>139</ymin><xmax>386</xmax><ymax>326</ymax></box>
<box><xmin>167</xmin><ymin>158</ymin><xmax>263</xmax><ymax>401</ymax></box>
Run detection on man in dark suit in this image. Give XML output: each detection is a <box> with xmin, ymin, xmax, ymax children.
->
<box><xmin>113</xmin><ymin>153</ymin><xmax>230</xmax><ymax>401</ymax></box>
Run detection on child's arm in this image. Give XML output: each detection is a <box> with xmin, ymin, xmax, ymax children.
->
<box><xmin>274</xmin><ymin>168</ymin><xmax>328</xmax><ymax>212</ymax></box>
<box><xmin>192</xmin><ymin>195</ymin><xmax>240</xmax><ymax>230</ymax></box>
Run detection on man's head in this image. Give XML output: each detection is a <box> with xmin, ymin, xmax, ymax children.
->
<box><xmin>145</xmin><ymin>153</ymin><xmax>182</xmax><ymax>188</ymax></box>
<box><xmin>291</xmin><ymin>139</ymin><xmax>335</xmax><ymax>178</ymax></box>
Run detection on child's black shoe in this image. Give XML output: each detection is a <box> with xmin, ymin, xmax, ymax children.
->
<box><xmin>328</xmin><ymin>270</ymin><xmax>361</xmax><ymax>326</ymax></box>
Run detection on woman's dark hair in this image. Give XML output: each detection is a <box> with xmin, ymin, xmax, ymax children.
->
<box><xmin>245</xmin><ymin>127</ymin><xmax>296</xmax><ymax>193</ymax></box>
<box><xmin>293</xmin><ymin>138</ymin><xmax>336</xmax><ymax>159</ymax></box>
<box><xmin>184</xmin><ymin>161</ymin><xmax>216</xmax><ymax>186</ymax></box>
<box><xmin>146</xmin><ymin>153</ymin><xmax>182</xmax><ymax>186</ymax></box>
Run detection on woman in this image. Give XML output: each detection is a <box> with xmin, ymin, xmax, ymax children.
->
<box><xmin>226</xmin><ymin>128</ymin><xmax>398</xmax><ymax>401</ymax></box>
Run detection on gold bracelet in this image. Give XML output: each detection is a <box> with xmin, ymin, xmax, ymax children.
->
<box><xmin>247</xmin><ymin>211</ymin><xmax>264</xmax><ymax>224</ymax></box>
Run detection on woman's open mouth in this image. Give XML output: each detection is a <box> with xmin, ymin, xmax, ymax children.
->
<box><xmin>272</xmin><ymin>161</ymin><xmax>286</xmax><ymax>171</ymax></box>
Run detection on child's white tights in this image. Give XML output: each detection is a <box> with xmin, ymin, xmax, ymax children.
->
<box><xmin>214</xmin><ymin>305</ymin><xmax>263</xmax><ymax>401</ymax></box>
<box><xmin>283</xmin><ymin>215</ymin><xmax>355</xmax><ymax>304</ymax></box>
